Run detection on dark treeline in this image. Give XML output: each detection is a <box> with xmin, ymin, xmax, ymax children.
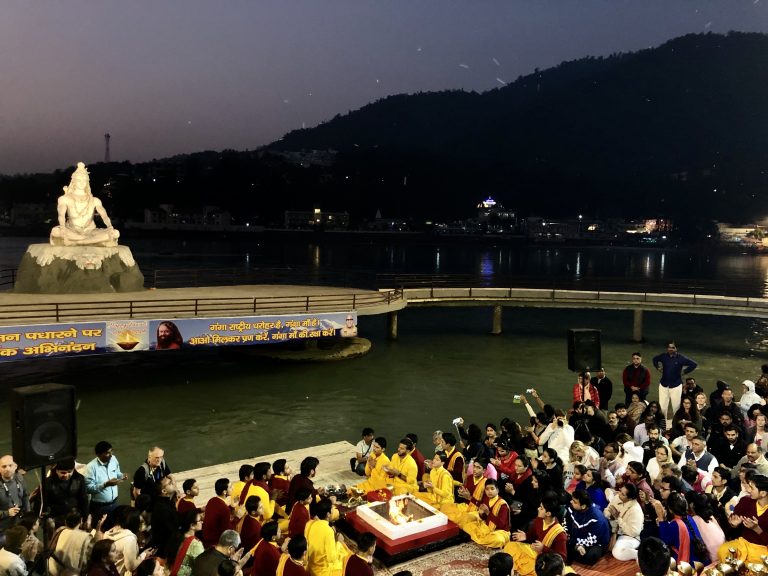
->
<box><xmin>2</xmin><ymin>32</ymin><xmax>767</xmax><ymax>230</ymax></box>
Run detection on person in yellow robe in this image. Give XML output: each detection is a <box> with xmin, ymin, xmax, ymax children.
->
<box><xmin>353</xmin><ymin>438</ymin><xmax>390</xmax><ymax>493</ymax></box>
<box><xmin>238</xmin><ymin>462</ymin><xmax>278</xmax><ymax>522</ymax></box>
<box><xmin>503</xmin><ymin>496</ymin><xmax>567</xmax><ymax>576</ymax></box>
<box><xmin>305</xmin><ymin>498</ymin><xmax>350</xmax><ymax>576</ymax></box>
<box><xmin>382</xmin><ymin>438</ymin><xmax>419</xmax><ymax>495</ymax></box>
<box><xmin>459</xmin><ymin>479</ymin><xmax>511</xmax><ymax>549</ymax></box>
<box><xmin>440</xmin><ymin>457</ymin><xmax>488</xmax><ymax>524</ymax></box>
<box><xmin>417</xmin><ymin>452</ymin><xmax>455</xmax><ymax>508</ymax></box>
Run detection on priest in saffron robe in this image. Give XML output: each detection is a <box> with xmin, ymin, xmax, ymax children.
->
<box><xmin>353</xmin><ymin>438</ymin><xmax>391</xmax><ymax>494</ymax></box>
<box><xmin>718</xmin><ymin>474</ymin><xmax>768</xmax><ymax>563</ymax></box>
<box><xmin>305</xmin><ymin>499</ymin><xmax>350</xmax><ymax>576</ymax></box>
<box><xmin>459</xmin><ymin>479</ymin><xmax>511</xmax><ymax>549</ymax></box>
<box><xmin>237</xmin><ymin>463</ymin><xmax>278</xmax><ymax>522</ymax></box>
<box><xmin>270</xmin><ymin>459</ymin><xmax>292</xmax><ymax>510</ymax></box>
<box><xmin>440</xmin><ymin>457</ymin><xmax>488</xmax><ymax>524</ymax></box>
<box><xmin>382</xmin><ymin>438</ymin><xmax>419</xmax><ymax>495</ymax></box>
<box><xmin>417</xmin><ymin>452</ymin><xmax>454</xmax><ymax>508</ymax></box>
<box><xmin>504</xmin><ymin>496</ymin><xmax>567</xmax><ymax>576</ymax></box>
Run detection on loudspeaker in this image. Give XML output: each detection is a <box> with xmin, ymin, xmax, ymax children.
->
<box><xmin>11</xmin><ymin>383</ymin><xmax>77</xmax><ymax>469</ymax></box>
<box><xmin>567</xmin><ymin>329</ymin><xmax>602</xmax><ymax>372</ymax></box>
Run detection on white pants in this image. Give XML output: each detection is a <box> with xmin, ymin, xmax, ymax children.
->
<box><xmin>658</xmin><ymin>384</ymin><xmax>682</xmax><ymax>424</ymax></box>
<box><xmin>612</xmin><ymin>535</ymin><xmax>640</xmax><ymax>561</ymax></box>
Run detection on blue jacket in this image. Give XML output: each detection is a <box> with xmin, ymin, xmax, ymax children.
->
<box><xmin>652</xmin><ymin>352</ymin><xmax>697</xmax><ymax>388</ymax></box>
<box><xmin>564</xmin><ymin>503</ymin><xmax>611</xmax><ymax>548</ymax></box>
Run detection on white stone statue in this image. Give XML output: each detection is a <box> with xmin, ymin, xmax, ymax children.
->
<box><xmin>50</xmin><ymin>162</ymin><xmax>120</xmax><ymax>247</ymax></box>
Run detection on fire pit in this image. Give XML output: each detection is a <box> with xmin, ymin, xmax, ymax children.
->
<box><xmin>355</xmin><ymin>494</ymin><xmax>448</xmax><ymax>540</ymax></box>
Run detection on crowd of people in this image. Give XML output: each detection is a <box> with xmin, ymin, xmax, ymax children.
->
<box><xmin>3</xmin><ymin>340</ymin><xmax>768</xmax><ymax>576</ymax></box>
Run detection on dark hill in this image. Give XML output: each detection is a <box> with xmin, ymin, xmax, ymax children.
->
<box><xmin>270</xmin><ymin>32</ymin><xmax>768</xmax><ymax>221</ymax></box>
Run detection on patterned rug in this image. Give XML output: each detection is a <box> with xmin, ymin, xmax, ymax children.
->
<box><xmin>375</xmin><ymin>542</ymin><xmax>491</xmax><ymax>576</ymax></box>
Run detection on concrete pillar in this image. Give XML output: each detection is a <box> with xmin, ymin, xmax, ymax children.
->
<box><xmin>387</xmin><ymin>311</ymin><xmax>398</xmax><ymax>340</ymax></box>
<box><xmin>633</xmin><ymin>309</ymin><xmax>644</xmax><ymax>342</ymax></box>
<box><xmin>491</xmin><ymin>304</ymin><xmax>503</xmax><ymax>335</ymax></box>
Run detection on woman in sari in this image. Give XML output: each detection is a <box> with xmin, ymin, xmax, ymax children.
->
<box><xmin>167</xmin><ymin>510</ymin><xmax>204</xmax><ymax>576</ymax></box>
<box><xmin>658</xmin><ymin>492</ymin><xmax>709</xmax><ymax>566</ymax></box>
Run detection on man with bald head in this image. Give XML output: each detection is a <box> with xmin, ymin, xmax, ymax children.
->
<box><xmin>0</xmin><ymin>455</ymin><xmax>30</xmax><ymax>540</ymax></box>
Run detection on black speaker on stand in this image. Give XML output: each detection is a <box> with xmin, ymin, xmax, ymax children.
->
<box><xmin>567</xmin><ymin>329</ymin><xmax>602</xmax><ymax>372</ymax></box>
<box><xmin>11</xmin><ymin>383</ymin><xmax>77</xmax><ymax>469</ymax></box>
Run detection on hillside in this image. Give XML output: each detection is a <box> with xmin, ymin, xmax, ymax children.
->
<box><xmin>270</xmin><ymin>32</ymin><xmax>768</xmax><ymax>221</ymax></box>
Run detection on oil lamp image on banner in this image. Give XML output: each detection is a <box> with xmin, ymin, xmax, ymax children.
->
<box><xmin>106</xmin><ymin>322</ymin><xmax>149</xmax><ymax>353</ymax></box>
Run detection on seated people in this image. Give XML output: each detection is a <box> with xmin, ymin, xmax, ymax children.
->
<box><xmin>637</xmin><ymin>537</ymin><xmax>673</xmax><ymax>576</ymax></box>
<box><xmin>270</xmin><ymin>460</ymin><xmax>291</xmax><ymax>510</ymax></box>
<box><xmin>564</xmin><ymin>489</ymin><xmax>610</xmax><ymax>565</ymax></box>
<box><xmin>251</xmin><ymin>520</ymin><xmax>282</xmax><ymax>576</ymax></box>
<box><xmin>382</xmin><ymin>438</ymin><xmax>418</xmax><ymax>495</ymax></box>
<box><xmin>353</xmin><ymin>438</ymin><xmax>390</xmax><ymax>494</ymax></box>
<box><xmin>341</xmin><ymin>532</ymin><xmax>375</xmax><ymax>576</ymax></box>
<box><xmin>459</xmin><ymin>479</ymin><xmax>510</xmax><ymax>549</ymax></box>
<box><xmin>277</xmin><ymin>535</ymin><xmax>308</xmax><ymax>576</ymax></box>
<box><xmin>350</xmin><ymin>429</ymin><xmax>374</xmax><ymax>477</ymax></box>
<box><xmin>305</xmin><ymin>499</ymin><xmax>350</xmax><ymax>576</ymax></box>
<box><xmin>287</xmin><ymin>457</ymin><xmax>321</xmax><ymax>514</ymax></box>
<box><xmin>718</xmin><ymin>473</ymin><xmax>768</xmax><ymax>563</ymax></box>
<box><xmin>604</xmin><ymin>483</ymin><xmax>643</xmax><ymax>561</ymax></box>
<box><xmin>503</xmin><ymin>495</ymin><xmax>567</xmax><ymax>576</ymax></box>
<box><xmin>440</xmin><ymin>457</ymin><xmax>489</xmax><ymax>524</ymax></box>
<box><xmin>418</xmin><ymin>453</ymin><xmax>454</xmax><ymax>508</ymax></box>
<box><xmin>658</xmin><ymin>491</ymin><xmax>709</xmax><ymax>566</ymax></box>
<box><xmin>287</xmin><ymin>488</ymin><xmax>312</xmax><ymax>538</ymax></box>
<box><xmin>440</xmin><ymin>433</ymin><xmax>465</xmax><ymax>495</ymax></box>
<box><xmin>488</xmin><ymin>552</ymin><xmax>513</xmax><ymax>576</ymax></box>
<box><xmin>235</xmin><ymin>496</ymin><xmax>263</xmax><ymax>557</ymax></box>
<box><xmin>237</xmin><ymin>463</ymin><xmax>277</xmax><ymax>522</ymax></box>
<box><xmin>202</xmin><ymin>478</ymin><xmax>234</xmax><ymax>549</ymax></box>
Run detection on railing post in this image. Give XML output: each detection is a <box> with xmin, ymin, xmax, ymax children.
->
<box><xmin>129</xmin><ymin>301</ymin><xmax>134</xmax><ymax>318</ymax></box>
<box><xmin>353</xmin><ymin>294</ymin><xmax>357</xmax><ymax>309</ymax></box>
<box><xmin>55</xmin><ymin>303</ymin><xmax>60</xmax><ymax>322</ymax></box>
<box><xmin>306</xmin><ymin>296</ymin><xmax>310</xmax><ymax>311</ymax></box>
<box><xmin>195</xmin><ymin>300</ymin><xmax>199</xmax><ymax>316</ymax></box>
<box><xmin>253</xmin><ymin>298</ymin><xmax>258</xmax><ymax>313</ymax></box>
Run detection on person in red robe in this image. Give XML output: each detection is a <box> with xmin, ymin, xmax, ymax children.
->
<box><xmin>276</xmin><ymin>535</ymin><xmax>307</xmax><ymax>576</ymax></box>
<box><xmin>288</xmin><ymin>489</ymin><xmax>312</xmax><ymax>538</ymax></box>
<box><xmin>406</xmin><ymin>433</ymin><xmax>426</xmax><ymax>479</ymax></box>
<box><xmin>251</xmin><ymin>520</ymin><xmax>282</xmax><ymax>576</ymax></box>
<box><xmin>270</xmin><ymin>460</ymin><xmax>292</xmax><ymax>509</ymax></box>
<box><xmin>177</xmin><ymin>479</ymin><xmax>201</xmax><ymax>515</ymax></box>
<box><xmin>442</xmin><ymin>433</ymin><xmax>465</xmax><ymax>487</ymax></box>
<box><xmin>287</xmin><ymin>458</ymin><xmax>320</xmax><ymax>513</ymax></box>
<box><xmin>342</xmin><ymin>532</ymin><xmax>375</xmax><ymax>576</ymax></box>
<box><xmin>237</xmin><ymin>496</ymin><xmax>263</xmax><ymax>558</ymax></box>
<box><xmin>202</xmin><ymin>478</ymin><xmax>234</xmax><ymax>548</ymax></box>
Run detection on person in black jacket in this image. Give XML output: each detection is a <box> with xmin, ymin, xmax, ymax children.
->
<box><xmin>35</xmin><ymin>458</ymin><xmax>88</xmax><ymax>537</ymax></box>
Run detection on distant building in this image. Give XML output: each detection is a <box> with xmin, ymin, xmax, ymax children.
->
<box><xmin>476</xmin><ymin>197</ymin><xmax>517</xmax><ymax>232</ymax></box>
<box><xmin>284</xmin><ymin>207</ymin><xmax>349</xmax><ymax>230</ymax></box>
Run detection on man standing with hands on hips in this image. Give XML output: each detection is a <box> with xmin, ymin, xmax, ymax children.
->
<box><xmin>653</xmin><ymin>341</ymin><xmax>698</xmax><ymax>424</ymax></box>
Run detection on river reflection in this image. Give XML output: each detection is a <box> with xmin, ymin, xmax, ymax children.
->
<box><xmin>1</xmin><ymin>237</ymin><xmax>768</xmax><ymax>492</ymax></box>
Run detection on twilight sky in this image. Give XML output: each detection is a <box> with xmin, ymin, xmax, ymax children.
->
<box><xmin>1</xmin><ymin>1</ymin><xmax>766</xmax><ymax>175</ymax></box>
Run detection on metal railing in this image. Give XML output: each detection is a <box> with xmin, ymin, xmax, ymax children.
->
<box><xmin>146</xmin><ymin>267</ymin><xmax>378</xmax><ymax>289</ymax></box>
<box><xmin>376</xmin><ymin>274</ymin><xmax>761</xmax><ymax>298</ymax></box>
<box><xmin>0</xmin><ymin>289</ymin><xmax>403</xmax><ymax>324</ymax></box>
<box><xmin>0</xmin><ymin>269</ymin><xmax>16</xmax><ymax>289</ymax></box>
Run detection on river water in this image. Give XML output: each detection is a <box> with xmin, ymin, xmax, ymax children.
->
<box><xmin>1</xmin><ymin>236</ymin><xmax>768</xmax><ymax>489</ymax></box>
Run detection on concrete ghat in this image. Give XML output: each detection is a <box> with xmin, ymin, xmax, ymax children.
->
<box><xmin>174</xmin><ymin>440</ymin><xmax>362</xmax><ymax>504</ymax></box>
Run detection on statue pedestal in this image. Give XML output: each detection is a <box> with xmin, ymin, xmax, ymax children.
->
<box><xmin>13</xmin><ymin>244</ymin><xmax>145</xmax><ymax>294</ymax></box>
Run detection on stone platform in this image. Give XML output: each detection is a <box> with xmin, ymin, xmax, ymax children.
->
<box><xmin>13</xmin><ymin>244</ymin><xmax>144</xmax><ymax>294</ymax></box>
